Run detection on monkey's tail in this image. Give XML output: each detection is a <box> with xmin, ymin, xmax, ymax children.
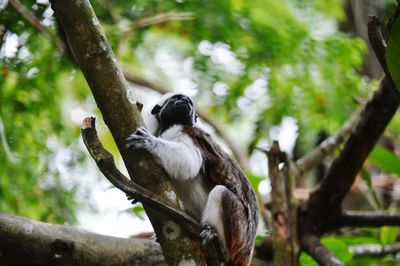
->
<box><xmin>226</xmin><ymin>248</ymin><xmax>252</xmax><ymax>266</ymax></box>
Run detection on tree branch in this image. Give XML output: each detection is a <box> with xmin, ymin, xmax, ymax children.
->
<box><xmin>300</xmin><ymin>234</ymin><xmax>344</xmax><ymax>266</ymax></box>
<box><xmin>81</xmin><ymin>117</ymin><xmax>200</xmax><ymax>235</ymax></box>
<box><xmin>338</xmin><ymin>210</ymin><xmax>400</xmax><ymax>227</ymax></box>
<box><xmin>295</xmin><ymin>110</ymin><xmax>359</xmax><ymax>176</ymax></box>
<box><xmin>307</xmin><ymin>76</ymin><xmax>400</xmax><ymax>221</ymax></box>
<box><xmin>0</xmin><ymin>213</ymin><xmax>166</xmax><ymax>266</ymax></box>
<box><xmin>49</xmin><ymin>0</ymin><xmax>212</xmax><ymax>264</ymax></box>
<box><xmin>132</xmin><ymin>12</ymin><xmax>195</xmax><ymax>29</ymax></box>
<box><xmin>267</xmin><ymin>142</ymin><xmax>299</xmax><ymax>265</ymax></box>
<box><xmin>350</xmin><ymin>243</ymin><xmax>400</xmax><ymax>257</ymax></box>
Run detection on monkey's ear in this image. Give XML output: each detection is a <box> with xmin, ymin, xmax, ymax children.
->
<box><xmin>151</xmin><ymin>104</ymin><xmax>162</xmax><ymax>115</ymax></box>
<box><xmin>195</xmin><ymin>114</ymin><xmax>198</xmax><ymax>123</ymax></box>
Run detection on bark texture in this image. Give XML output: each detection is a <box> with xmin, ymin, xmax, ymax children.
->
<box><xmin>0</xmin><ymin>214</ymin><xmax>165</xmax><ymax>266</ymax></box>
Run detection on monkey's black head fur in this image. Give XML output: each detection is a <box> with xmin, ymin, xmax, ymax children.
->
<box><xmin>151</xmin><ymin>94</ymin><xmax>197</xmax><ymax>134</ymax></box>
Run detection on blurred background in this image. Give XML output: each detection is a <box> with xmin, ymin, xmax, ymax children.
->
<box><xmin>1</xmin><ymin>0</ymin><xmax>400</xmax><ymax>265</ymax></box>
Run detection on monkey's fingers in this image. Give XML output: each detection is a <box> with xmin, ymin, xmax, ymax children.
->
<box><xmin>200</xmin><ymin>225</ymin><xmax>226</xmax><ymax>262</ymax></box>
<box><xmin>200</xmin><ymin>225</ymin><xmax>218</xmax><ymax>245</ymax></box>
<box><xmin>125</xmin><ymin>134</ymin><xmax>146</xmax><ymax>149</ymax></box>
<box><xmin>126</xmin><ymin>193</ymin><xmax>139</xmax><ymax>204</ymax></box>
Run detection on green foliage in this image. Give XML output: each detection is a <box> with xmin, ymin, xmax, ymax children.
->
<box><xmin>387</xmin><ymin>15</ymin><xmax>400</xmax><ymax>90</ymax></box>
<box><xmin>368</xmin><ymin>147</ymin><xmax>400</xmax><ymax>176</ymax></box>
<box><xmin>380</xmin><ymin>226</ymin><xmax>399</xmax><ymax>245</ymax></box>
<box><xmin>1</xmin><ymin>1</ymin><xmax>400</xmax><ymax>265</ymax></box>
<box><xmin>360</xmin><ymin>168</ymin><xmax>382</xmax><ymax>208</ymax></box>
<box><xmin>300</xmin><ymin>237</ymin><xmax>353</xmax><ymax>266</ymax></box>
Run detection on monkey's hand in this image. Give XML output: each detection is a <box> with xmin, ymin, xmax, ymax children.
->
<box><xmin>126</xmin><ymin>193</ymin><xmax>139</xmax><ymax>205</ymax></box>
<box><xmin>200</xmin><ymin>225</ymin><xmax>226</xmax><ymax>262</ymax></box>
<box><xmin>200</xmin><ymin>225</ymin><xmax>218</xmax><ymax>245</ymax></box>
<box><xmin>126</xmin><ymin>127</ymin><xmax>157</xmax><ymax>150</ymax></box>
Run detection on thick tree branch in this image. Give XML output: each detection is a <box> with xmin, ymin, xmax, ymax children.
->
<box><xmin>350</xmin><ymin>243</ymin><xmax>400</xmax><ymax>257</ymax></box>
<box><xmin>300</xmin><ymin>234</ymin><xmax>343</xmax><ymax>266</ymax></box>
<box><xmin>49</xmin><ymin>0</ymin><xmax>212</xmax><ymax>264</ymax></box>
<box><xmin>81</xmin><ymin>117</ymin><xmax>200</xmax><ymax>235</ymax></box>
<box><xmin>267</xmin><ymin>142</ymin><xmax>299</xmax><ymax>265</ymax></box>
<box><xmin>338</xmin><ymin>210</ymin><xmax>400</xmax><ymax>227</ymax></box>
<box><xmin>306</xmin><ymin>8</ymin><xmax>400</xmax><ymax>222</ymax></box>
<box><xmin>307</xmin><ymin>76</ymin><xmax>400</xmax><ymax>221</ymax></box>
<box><xmin>0</xmin><ymin>213</ymin><xmax>165</xmax><ymax>266</ymax></box>
<box><xmin>295</xmin><ymin>110</ymin><xmax>359</xmax><ymax>176</ymax></box>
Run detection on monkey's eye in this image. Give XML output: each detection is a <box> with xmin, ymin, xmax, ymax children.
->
<box><xmin>151</xmin><ymin>105</ymin><xmax>162</xmax><ymax>115</ymax></box>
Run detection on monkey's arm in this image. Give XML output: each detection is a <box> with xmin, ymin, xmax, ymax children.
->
<box><xmin>127</xmin><ymin>126</ymin><xmax>203</xmax><ymax>180</ymax></box>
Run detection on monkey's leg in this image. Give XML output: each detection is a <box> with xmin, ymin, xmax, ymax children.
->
<box><xmin>201</xmin><ymin>185</ymin><xmax>251</xmax><ymax>265</ymax></box>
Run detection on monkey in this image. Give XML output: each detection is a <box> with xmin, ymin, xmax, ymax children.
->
<box><xmin>126</xmin><ymin>93</ymin><xmax>258</xmax><ymax>266</ymax></box>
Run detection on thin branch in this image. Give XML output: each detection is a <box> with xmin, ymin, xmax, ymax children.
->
<box><xmin>338</xmin><ymin>210</ymin><xmax>400</xmax><ymax>227</ymax></box>
<box><xmin>118</xmin><ymin>12</ymin><xmax>194</xmax><ymax>54</ymax></box>
<box><xmin>295</xmin><ymin>110</ymin><xmax>359</xmax><ymax>176</ymax></box>
<box><xmin>300</xmin><ymin>234</ymin><xmax>344</xmax><ymax>266</ymax></box>
<box><xmin>0</xmin><ymin>213</ymin><xmax>165</xmax><ymax>265</ymax></box>
<box><xmin>350</xmin><ymin>243</ymin><xmax>400</xmax><ymax>257</ymax></box>
<box><xmin>122</xmin><ymin>68</ymin><xmax>170</xmax><ymax>94</ymax></box>
<box><xmin>132</xmin><ymin>12</ymin><xmax>195</xmax><ymax>29</ymax></box>
<box><xmin>81</xmin><ymin>117</ymin><xmax>200</xmax><ymax>235</ymax></box>
<box><xmin>9</xmin><ymin>0</ymin><xmax>64</xmax><ymax>52</ymax></box>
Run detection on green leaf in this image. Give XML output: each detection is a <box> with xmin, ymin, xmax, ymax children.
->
<box><xmin>300</xmin><ymin>252</ymin><xmax>318</xmax><ymax>266</ymax></box>
<box><xmin>380</xmin><ymin>226</ymin><xmax>399</xmax><ymax>245</ymax></box>
<box><xmin>368</xmin><ymin>147</ymin><xmax>400</xmax><ymax>176</ymax></box>
<box><xmin>321</xmin><ymin>237</ymin><xmax>353</xmax><ymax>263</ymax></box>
<box><xmin>360</xmin><ymin>168</ymin><xmax>381</xmax><ymax>208</ymax></box>
<box><xmin>387</xmin><ymin>15</ymin><xmax>400</xmax><ymax>90</ymax></box>
<box><xmin>299</xmin><ymin>237</ymin><xmax>353</xmax><ymax>266</ymax></box>
<box><xmin>246</xmin><ymin>173</ymin><xmax>264</xmax><ymax>189</ymax></box>
<box><xmin>130</xmin><ymin>205</ymin><xmax>146</xmax><ymax>220</ymax></box>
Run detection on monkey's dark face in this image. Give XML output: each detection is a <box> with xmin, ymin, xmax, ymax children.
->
<box><xmin>151</xmin><ymin>94</ymin><xmax>197</xmax><ymax>133</ymax></box>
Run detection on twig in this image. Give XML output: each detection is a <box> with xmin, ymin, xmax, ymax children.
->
<box><xmin>118</xmin><ymin>12</ymin><xmax>194</xmax><ymax>54</ymax></box>
<box><xmin>350</xmin><ymin>243</ymin><xmax>400</xmax><ymax>257</ymax></box>
<box><xmin>81</xmin><ymin>117</ymin><xmax>200</xmax><ymax>235</ymax></box>
<box><xmin>296</xmin><ymin>110</ymin><xmax>359</xmax><ymax>176</ymax></box>
<box><xmin>300</xmin><ymin>234</ymin><xmax>344</xmax><ymax>266</ymax></box>
<box><xmin>122</xmin><ymin>68</ymin><xmax>170</xmax><ymax>94</ymax></box>
<box><xmin>132</xmin><ymin>12</ymin><xmax>195</xmax><ymax>29</ymax></box>
<box><xmin>338</xmin><ymin>210</ymin><xmax>400</xmax><ymax>227</ymax></box>
<box><xmin>9</xmin><ymin>0</ymin><xmax>64</xmax><ymax>52</ymax></box>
